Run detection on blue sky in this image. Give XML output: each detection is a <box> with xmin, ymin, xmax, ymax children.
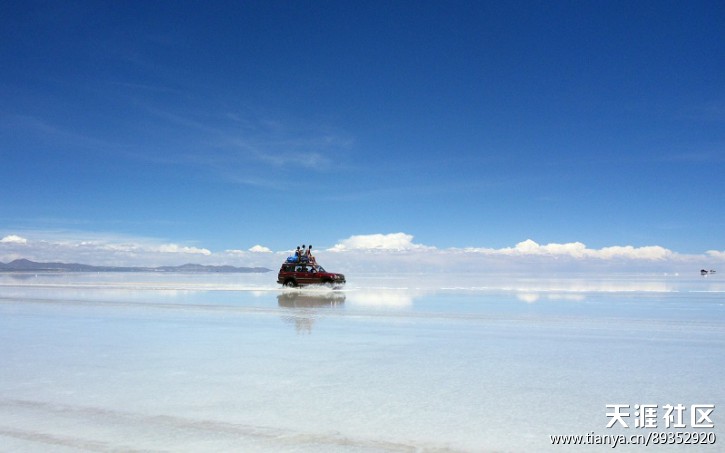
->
<box><xmin>1</xmin><ymin>1</ymin><xmax>724</xmax><ymax>269</ymax></box>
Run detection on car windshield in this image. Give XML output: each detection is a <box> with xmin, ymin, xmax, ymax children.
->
<box><xmin>316</xmin><ymin>265</ymin><xmax>326</xmax><ymax>272</ymax></box>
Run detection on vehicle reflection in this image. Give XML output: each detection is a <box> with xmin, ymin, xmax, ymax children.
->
<box><xmin>277</xmin><ymin>290</ymin><xmax>346</xmax><ymax>334</ymax></box>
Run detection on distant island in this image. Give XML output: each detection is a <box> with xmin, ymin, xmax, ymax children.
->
<box><xmin>0</xmin><ymin>259</ymin><xmax>271</xmax><ymax>273</ymax></box>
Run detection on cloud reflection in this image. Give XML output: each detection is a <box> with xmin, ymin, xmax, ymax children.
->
<box><xmin>346</xmin><ymin>290</ymin><xmax>415</xmax><ymax>308</ymax></box>
<box><xmin>516</xmin><ymin>293</ymin><xmax>587</xmax><ymax>304</ymax></box>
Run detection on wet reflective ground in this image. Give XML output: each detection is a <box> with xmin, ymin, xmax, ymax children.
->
<box><xmin>1</xmin><ymin>273</ymin><xmax>723</xmax><ymax>451</ymax></box>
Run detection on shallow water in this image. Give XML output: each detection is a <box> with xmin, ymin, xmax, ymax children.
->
<box><xmin>1</xmin><ymin>273</ymin><xmax>723</xmax><ymax>451</ymax></box>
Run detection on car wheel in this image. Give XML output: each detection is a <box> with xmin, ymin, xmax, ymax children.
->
<box><xmin>284</xmin><ymin>279</ymin><xmax>297</xmax><ymax>287</ymax></box>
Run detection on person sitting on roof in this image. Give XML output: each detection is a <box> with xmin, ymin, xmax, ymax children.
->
<box><xmin>306</xmin><ymin>245</ymin><xmax>315</xmax><ymax>264</ymax></box>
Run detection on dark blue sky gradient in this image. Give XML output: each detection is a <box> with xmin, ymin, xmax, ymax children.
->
<box><xmin>1</xmin><ymin>0</ymin><xmax>723</xmax><ymax>253</ymax></box>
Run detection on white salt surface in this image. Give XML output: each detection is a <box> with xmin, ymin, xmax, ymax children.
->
<box><xmin>0</xmin><ymin>272</ymin><xmax>723</xmax><ymax>451</ymax></box>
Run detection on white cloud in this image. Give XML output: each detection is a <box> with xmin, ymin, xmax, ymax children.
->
<box><xmin>156</xmin><ymin>244</ymin><xmax>211</xmax><ymax>255</ymax></box>
<box><xmin>706</xmin><ymin>250</ymin><xmax>725</xmax><ymax>260</ymax></box>
<box><xmin>329</xmin><ymin>233</ymin><xmax>431</xmax><ymax>251</ymax></box>
<box><xmin>316</xmin><ymin>234</ymin><xmax>707</xmax><ymax>275</ymax></box>
<box><xmin>596</xmin><ymin>245</ymin><xmax>672</xmax><ymax>260</ymax></box>
<box><xmin>1</xmin><ymin>230</ymin><xmax>718</xmax><ymax>274</ymax></box>
<box><xmin>1</xmin><ymin>235</ymin><xmax>27</xmax><ymax>244</ymax></box>
<box><xmin>499</xmin><ymin>239</ymin><xmax>589</xmax><ymax>257</ymax></box>
<box><xmin>461</xmin><ymin>239</ymin><xmax>673</xmax><ymax>261</ymax></box>
<box><xmin>0</xmin><ymin>231</ymin><xmax>220</xmax><ymax>266</ymax></box>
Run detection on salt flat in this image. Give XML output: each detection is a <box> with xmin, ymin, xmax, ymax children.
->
<box><xmin>1</xmin><ymin>273</ymin><xmax>723</xmax><ymax>452</ymax></box>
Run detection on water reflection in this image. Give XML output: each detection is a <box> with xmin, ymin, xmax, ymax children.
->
<box><xmin>516</xmin><ymin>293</ymin><xmax>587</xmax><ymax>303</ymax></box>
<box><xmin>352</xmin><ymin>273</ymin><xmax>722</xmax><ymax>294</ymax></box>
<box><xmin>277</xmin><ymin>290</ymin><xmax>346</xmax><ymax>334</ymax></box>
<box><xmin>3</xmin><ymin>273</ymin><xmax>46</xmax><ymax>281</ymax></box>
<box><xmin>346</xmin><ymin>289</ymin><xmax>416</xmax><ymax>308</ymax></box>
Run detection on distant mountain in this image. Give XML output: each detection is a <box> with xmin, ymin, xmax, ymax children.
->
<box><xmin>0</xmin><ymin>259</ymin><xmax>271</xmax><ymax>273</ymax></box>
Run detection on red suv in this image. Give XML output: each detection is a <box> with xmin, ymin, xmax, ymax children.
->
<box><xmin>277</xmin><ymin>262</ymin><xmax>346</xmax><ymax>288</ymax></box>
